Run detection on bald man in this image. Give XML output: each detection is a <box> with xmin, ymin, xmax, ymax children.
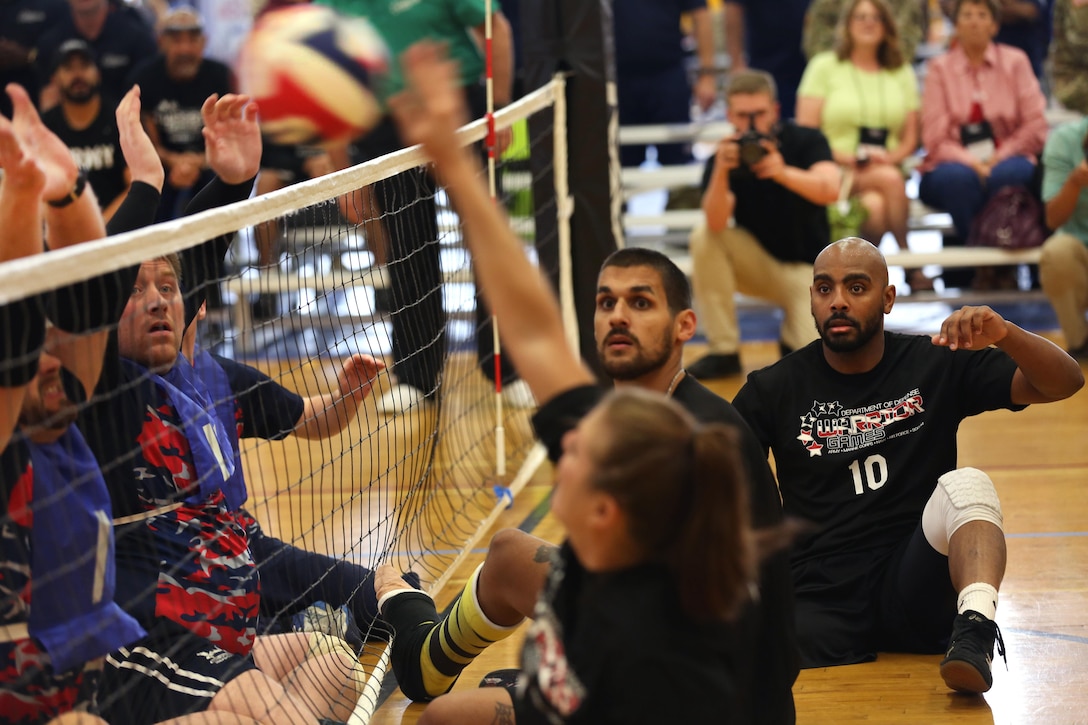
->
<box><xmin>732</xmin><ymin>237</ymin><xmax>1084</xmax><ymax>694</ymax></box>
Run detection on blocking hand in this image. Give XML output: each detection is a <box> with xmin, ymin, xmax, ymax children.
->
<box><xmin>201</xmin><ymin>93</ymin><xmax>262</xmax><ymax>185</ymax></box>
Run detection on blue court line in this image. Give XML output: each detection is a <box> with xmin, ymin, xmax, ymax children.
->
<box><xmin>1004</xmin><ymin>628</ymin><xmax>1088</xmax><ymax>646</ymax></box>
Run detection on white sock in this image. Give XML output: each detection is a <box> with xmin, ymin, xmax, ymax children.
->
<box><xmin>958</xmin><ymin>582</ymin><xmax>998</xmax><ymax>620</ymax></box>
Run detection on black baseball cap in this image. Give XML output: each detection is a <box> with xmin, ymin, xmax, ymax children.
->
<box><xmin>51</xmin><ymin>39</ymin><xmax>97</xmax><ymax>75</ymax></box>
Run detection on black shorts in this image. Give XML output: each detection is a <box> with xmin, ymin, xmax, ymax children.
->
<box><xmin>793</xmin><ymin>524</ymin><xmax>957</xmax><ymax>667</ymax></box>
<box><xmin>96</xmin><ymin>623</ymin><xmax>258</xmax><ymax>725</ymax></box>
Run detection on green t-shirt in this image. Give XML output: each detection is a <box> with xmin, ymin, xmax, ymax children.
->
<box><xmin>797</xmin><ymin>51</ymin><xmax>919</xmax><ymax>155</ymax></box>
<box><xmin>316</xmin><ymin>0</ymin><xmax>498</xmax><ymax>97</ymax></box>
<box><xmin>1042</xmin><ymin>118</ymin><xmax>1088</xmax><ymax>245</ymax></box>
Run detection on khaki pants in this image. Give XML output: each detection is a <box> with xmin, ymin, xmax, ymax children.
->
<box><xmin>1040</xmin><ymin>231</ymin><xmax>1088</xmax><ymax>350</ymax></box>
<box><xmin>689</xmin><ymin>223</ymin><xmax>818</xmax><ymax>354</ymax></box>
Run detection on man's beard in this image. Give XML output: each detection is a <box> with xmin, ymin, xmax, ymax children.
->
<box><xmin>818</xmin><ymin>311</ymin><xmax>882</xmax><ymax>353</ymax></box>
<box><xmin>61</xmin><ymin>81</ymin><xmax>99</xmax><ymax>104</ymax></box>
<box><xmin>168</xmin><ymin>56</ymin><xmax>201</xmax><ymax>81</ymax></box>
<box><xmin>599</xmin><ymin>328</ymin><xmax>673</xmax><ymax>381</ymax></box>
<box><xmin>19</xmin><ymin>399</ymin><xmax>78</xmax><ymax>433</ymax></box>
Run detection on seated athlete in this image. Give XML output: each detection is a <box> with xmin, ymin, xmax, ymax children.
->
<box><xmin>181</xmin><ymin>303</ymin><xmax>422</xmax><ymax>646</ymax></box>
<box><xmin>733</xmin><ymin>237</ymin><xmax>1084</xmax><ymax>694</ymax></box>
<box><xmin>370</xmin><ymin>42</ymin><xmax>791</xmax><ymax>724</ymax></box>
<box><xmin>50</xmin><ymin>90</ymin><xmax>367</xmax><ymax>724</ymax></box>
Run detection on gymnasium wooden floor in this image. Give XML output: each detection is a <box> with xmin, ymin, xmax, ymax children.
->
<box><xmin>244</xmin><ymin>338</ymin><xmax>1088</xmax><ymax>725</ymax></box>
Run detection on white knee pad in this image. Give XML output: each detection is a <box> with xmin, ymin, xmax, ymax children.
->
<box><xmin>921</xmin><ymin>467</ymin><xmax>1004</xmax><ymax>555</ymax></box>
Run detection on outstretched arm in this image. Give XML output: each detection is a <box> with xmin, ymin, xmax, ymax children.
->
<box><xmin>293</xmin><ymin>354</ymin><xmax>386</xmax><ymax>439</ymax></box>
<box><xmin>933</xmin><ymin>306</ymin><xmax>1085</xmax><ymax>403</ymax></box>
<box><xmin>389</xmin><ymin>43</ymin><xmax>594</xmax><ymax>405</ymax></box>
<box><xmin>6</xmin><ymin>82</ymin><xmax>117</xmax><ymax>402</ymax></box>
<box><xmin>0</xmin><ymin>96</ymin><xmax>46</xmax><ymax>452</ymax></box>
<box><xmin>180</xmin><ymin>93</ymin><xmax>261</xmax><ymax>326</ymax></box>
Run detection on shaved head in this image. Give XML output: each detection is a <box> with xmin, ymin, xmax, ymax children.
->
<box><xmin>810</xmin><ymin>237</ymin><xmax>895</xmax><ymax>361</ymax></box>
<box><xmin>814</xmin><ymin>237</ymin><xmax>890</xmax><ymax>290</ymax></box>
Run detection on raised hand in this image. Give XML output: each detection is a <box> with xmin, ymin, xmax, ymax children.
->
<box><xmin>932</xmin><ymin>305</ymin><xmax>1009</xmax><ymax>351</ymax></box>
<box><xmin>0</xmin><ymin>113</ymin><xmax>45</xmax><ymax>197</ymax></box>
<box><xmin>116</xmin><ymin>85</ymin><xmax>165</xmax><ymax>191</ymax></box>
<box><xmin>337</xmin><ymin>353</ymin><xmax>385</xmax><ymax>404</ymax></box>
<box><xmin>6</xmin><ymin>82</ymin><xmax>77</xmax><ymax>202</ymax></box>
<box><xmin>200</xmin><ymin>93</ymin><xmax>261</xmax><ymax>185</ymax></box>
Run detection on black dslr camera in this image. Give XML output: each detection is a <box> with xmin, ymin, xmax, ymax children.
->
<box><xmin>737</xmin><ymin>112</ymin><xmax>774</xmax><ymax>168</ymax></box>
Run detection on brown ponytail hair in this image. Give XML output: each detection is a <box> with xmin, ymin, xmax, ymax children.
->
<box><xmin>591</xmin><ymin>388</ymin><xmax>755</xmax><ymax>622</ymax></box>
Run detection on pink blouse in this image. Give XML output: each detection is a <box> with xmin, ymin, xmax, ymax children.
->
<box><xmin>920</xmin><ymin>42</ymin><xmax>1048</xmax><ymax>173</ymax></box>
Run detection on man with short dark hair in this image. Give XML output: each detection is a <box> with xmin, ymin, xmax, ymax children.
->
<box><xmin>34</xmin><ymin>0</ymin><xmax>157</xmax><ymax>110</ymax></box>
<box><xmin>686</xmin><ymin>70</ymin><xmax>840</xmax><ymax>379</ymax></box>
<box><xmin>129</xmin><ymin>6</ymin><xmax>232</xmax><ymax>221</ymax></box>
<box><xmin>41</xmin><ymin>39</ymin><xmax>130</xmax><ymax>220</ymax></box>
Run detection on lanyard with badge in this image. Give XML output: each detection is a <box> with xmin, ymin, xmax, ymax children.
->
<box><xmin>960</xmin><ymin>74</ymin><xmax>995</xmax><ymax>163</ymax></box>
<box><xmin>852</xmin><ymin>66</ymin><xmax>889</xmax><ymax>166</ymax></box>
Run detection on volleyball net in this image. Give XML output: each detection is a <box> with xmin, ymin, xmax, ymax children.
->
<box><xmin>0</xmin><ymin>76</ymin><xmax>568</xmax><ymax>720</ymax></box>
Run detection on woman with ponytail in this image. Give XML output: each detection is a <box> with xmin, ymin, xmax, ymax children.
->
<box><xmin>370</xmin><ymin>43</ymin><xmax>791</xmax><ymax>724</ymax></box>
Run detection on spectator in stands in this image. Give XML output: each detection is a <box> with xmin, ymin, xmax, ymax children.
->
<box><xmin>724</xmin><ymin>0</ymin><xmax>812</xmax><ymax>119</ymax></box>
<box><xmin>803</xmin><ymin>0</ymin><xmax>924</xmax><ymax>61</ymax></box>
<box><xmin>797</xmin><ymin>0</ymin><xmax>933</xmax><ymax>291</ymax></box>
<box><xmin>614</xmin><ymin>0</ymin><xmax>717</xmax><ymax>167</ymax></box>
<box><xmin>686</xmin><ymin>70</ymin><xmax>840</xmax><ymax>379</ymax></box>
<box><xmin>941</xmin><ymin>0</ymin><xmax>1051</xmax><ymax>79</ymax></box>
<box><xmin>1039</xmin><ymin>117</ymin><xmax>1088</xmax><ymax>362</ymax></box>
<box><xmin>918</xmin><ymin>0</ymin><xmax>1047</xmax><ymax>287</ymax></box>
<box><xmin>41</xmin><ymin>39</ymin><xmax>130</xmax><ymax>220</ymax></box>
<box><xmin>318</xmin><ymin>0</ymin><xmax>515</xmax><ymax>415</ymax></box>
<box><xmin>0</xmin><ymin>0</ymin><xmax>67</xmax><ymax>118</ymax></box>
<box><xmin>130</xmin><ymin>6</ymin><xmax>233</xmax><ymax>222</ymax></box>
<box><xmin>1051</xmin><ymin>0</ymin><xmax>1088</xmax><ymax>114</ymax></box>
<box><xmin>34</xmin><ymin>0</ymin><xmax>157</xmax><ymax>111</ymax></box>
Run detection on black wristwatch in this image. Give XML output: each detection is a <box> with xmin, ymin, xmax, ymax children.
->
<box><xmin>47</xmin><ymin>171</ymin><xmax>88</xmax><ymax>208</ymax></box>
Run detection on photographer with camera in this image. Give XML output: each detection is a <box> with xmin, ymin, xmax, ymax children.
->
<box><xmin>1039</xmin><ymin>117</ymin><xmax>1088</xmax><ymax>363</ymax></box>
<box><xmin>687</xmin><ymin>70</ymin><xmax>841</xmax><ymax>379</ymax></box>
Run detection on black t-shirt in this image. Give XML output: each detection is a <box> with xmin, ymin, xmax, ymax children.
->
<box><xmin>212</xmin><ymin>354</ymin><xmax>304</xmax><ymax>443</ymax></box>
<box><xmin>131</xmin><ymin>56</ymin><xmax>233</xmax><ymax>153</ymax></box>
<box><xmin>732</xmin><ymin>332</ymin><xmax>1023</xmax><ymax>577</ymax></box>
<box><xmin>700</xmin><ymin>121</ymin><xmax>833</xmax><ymax>264</ymax></box>
<box><xmin>42</xmin><ymin>100</ymin><xmax>128</xmax><ymax>210</ymax></box>
<box><xmin>525</xmin><ymin>385</ymin><xmax>741</xmax><ymax>724</ymax></box>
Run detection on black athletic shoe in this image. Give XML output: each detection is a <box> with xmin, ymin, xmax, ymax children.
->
<box><xmin>479</xmin><ymin>668</ymin><xmax>521</xmax><ymax>698</ymax></box>
<box><xmin>687</xmin><ymin>353</ymin><xmax>742</xmax><ymax>380</ymax></box>
<box><xmin>940</xmin><ymin>610</ymin><xmax>1006</xmax><ymax>693</ymax></box>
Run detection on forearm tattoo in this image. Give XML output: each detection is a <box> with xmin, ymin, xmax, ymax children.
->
<box><xmin>492</xmin><ymin>701</ymin><xmax>516</xmax><ymax>725</ymax></box>
<box><xmin>533</xmin><ymin>544</ymin><xmax>557</xmax><ymax>564</ymax></box>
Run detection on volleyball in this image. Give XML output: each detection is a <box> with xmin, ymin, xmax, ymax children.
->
<box><xmin>236</xmin><ymin>4</ymin><xmax>389</xmax><ymax>146</ymax></box>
